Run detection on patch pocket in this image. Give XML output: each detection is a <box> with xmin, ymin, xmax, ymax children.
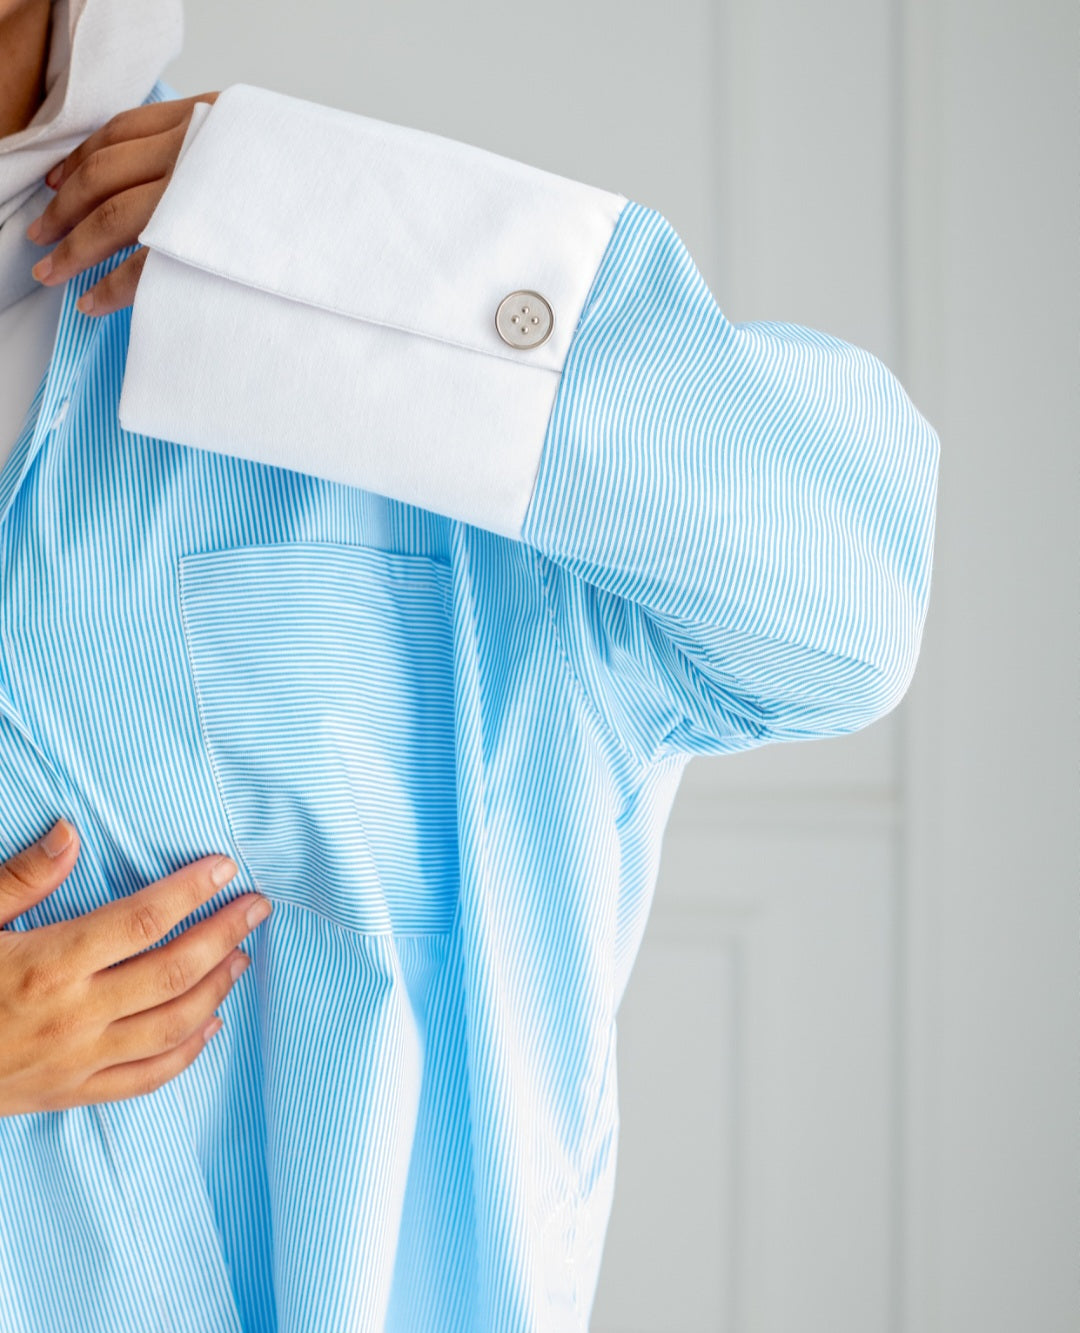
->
<box><xmin>178</xmin><ymin>542</ymin><xmax>458</xmax><ymax>934</ymax></box>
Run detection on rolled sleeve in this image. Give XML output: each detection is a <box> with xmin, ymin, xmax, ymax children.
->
<box><xmin>118</xmin><ymin>83</ymin><xmax>627</xmax><ymax>537</ymax></box>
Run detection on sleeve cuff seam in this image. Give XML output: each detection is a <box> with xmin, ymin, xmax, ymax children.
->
<box><xmin>519</xmin><ymin>196</ymin><xmax>635</xmax><ymax>537</ymax></box>
<box><xmin>132</xmin><ymin>240</ymin><xmax>572</xmax><ymax>374</ymax></box>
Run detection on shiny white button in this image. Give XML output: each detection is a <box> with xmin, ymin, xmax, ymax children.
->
<box><xmin>495</xmin><ymin>290</ymin><xmax>554</xmax><ymax>350</ymax></box>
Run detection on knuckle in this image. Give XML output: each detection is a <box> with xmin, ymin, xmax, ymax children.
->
<box><xmin>95</xmin><ymin>116</ymin><xmax>126</xmax><ymax>149</ymax></box>
<box><xmin>157</xmin><ymin>1012</ymin><xmax>188</xmax><ymax>1052</ymax></box>
<box><xmin>16</xmin><ymin>954</ymin><xmax>65</xmax><ymax>1000</ymax></box>
<box><xmin>128</xmin><ymin>901</ymin><xmax>162</xmax><ymax>950</ymax></box>
<box><xmin>161</xmin><ymin>952</ymin><xmax>191</xmax><ymax>999</ymax></box>
<box><xmin>112</xmin><ymin>105</ymin><xmax>144</xmax><ymax>133</ymax></box>
<box><xmin>94</xmin><ymin>194</ymin><xmax>124</xmax><ymax>235</ymax></box>
<box><xmin>78</xmin><ymin>149</ymin><xmax>105</xmax><ymax>192</ymax></box>
<box><xmin>85</xmin><ymin>124</ymin><xmax>112</xmax><ymax>154</ymax></box>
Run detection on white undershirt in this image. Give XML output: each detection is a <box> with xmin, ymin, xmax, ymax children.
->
<box><xmin>0</xmin><ymin>280</ymin><xmax>65</xmax><ymax>467</ymax></box>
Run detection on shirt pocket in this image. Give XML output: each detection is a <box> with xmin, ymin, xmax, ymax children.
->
<box><xmin>178</xmin><ymin>542</ymin><xmax>458</xmax><ymax>935</ymax></box>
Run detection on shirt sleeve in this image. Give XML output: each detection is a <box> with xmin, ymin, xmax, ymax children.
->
<box><xmin>521</xmin><ymin>202</ymin><xmax>939</xmax><ymax>764</ymax></box>
<box><xmin>119</xmin><ymin>82</ymin><xmax>940</xmax><ymax>767</ymax></box>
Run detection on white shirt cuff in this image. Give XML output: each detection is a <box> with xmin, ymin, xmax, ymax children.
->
<box><xmin>118</xmin><ymin>83</ymin><xmax>627</xmax><ymax>538</ymax></box>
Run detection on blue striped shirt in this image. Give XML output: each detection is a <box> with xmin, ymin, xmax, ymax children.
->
<box><xmin>0</xmin><ymin>80</ymin><xmax>938</xmax><ymax>1332</ymax></box>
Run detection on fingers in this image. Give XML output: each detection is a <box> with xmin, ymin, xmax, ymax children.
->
<box><xmin>76</xmin><ymin>1013</ymin><xmax>224</xmax><ymax>1109</ymax></box>
<box><xmin>29</xmin><ymin>179</ymin><xmax>167</xmax><ymax>290</ymax></box>
<box><xmin>97</xmin><ymin>947</ymin><xmax>248</xmax><ymax>1067</ymax></box>
<box><xmin>100</xmin><ymin>886</ymin><xmax>271</xmax><ymax>1018</ymax></box>
<box><xmin>44</xmin><ymin>94</ymin><xmax>216</xmax><ymax>193</ymax></box>
<box><xmin>0</xmin><ymin>841</ymin><xmax>269</xmax><ymax>1116</ymax></box>
<box><xmin>75</xmin><ymin>247</ymin><xmax>147</xmax><ymax>317</ymax></box>
<box><xmin>28</xmin><ymin>132</ymin><xmax>178</xmax><ymax>250</ymax></box>
<box><xmin>24</xmin><ymin>92</ymin><xmax>220</xmax><ymax>312</ymax></box>
<box><xmin>60</xmin><ymin>852</ymin><xmax>247</xmax><ymax>974</ymax></box>
<box><xmin>0</xmin><ymin>818</ymin><xmax>80</xmax><ymax>929</ymax></box>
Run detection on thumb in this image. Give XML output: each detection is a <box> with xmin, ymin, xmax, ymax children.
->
<box><xmin>0</xmin><ymin>819</ymin><xmax>80</xmax><ymax>928</ymax></box>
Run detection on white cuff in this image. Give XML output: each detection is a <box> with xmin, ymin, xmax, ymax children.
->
<box><xmin>118</xmin><ymin>83</ymin><xmax>626</xmax><ymax>538</ymax></box>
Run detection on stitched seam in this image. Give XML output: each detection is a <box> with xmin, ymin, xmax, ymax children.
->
<box><xmin>176</xmin><ymin>560</ymin><xmax>264</xmax><ymax>898</ymax></box>
<box><xmin>177</xmin><ymin>545</ymin><xmax>461</xmax><ymax>938</ymax></box>
<box><xmin>517</xmin><ymin>198</ymin><xmax>634</xmax><ymax>526</ymax></box>
<box><xmin>527</xmin><ymin>547</ymin><xmax>652</xmax><ymax>774</ymax></box>
<box><xmin>143</xmin><ymin>242</ymin><xmax>574</xmax><ymax>373</ymax></box>
<box><xmin>180</xmin><ymin>539</ymin><xmax>452</xmax><ymax>582</ymax></box>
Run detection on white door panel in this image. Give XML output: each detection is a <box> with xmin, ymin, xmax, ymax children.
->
<box><xmin>593</xmin><ymin>824</ymin><xmax>896</xmax><ymax>1333</ymax></box>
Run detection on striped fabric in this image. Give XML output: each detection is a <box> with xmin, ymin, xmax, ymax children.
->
<box><xmin>0</xmin><ymin>80</ymin><xmax>938</xmax><ymax>1333</ymax></box>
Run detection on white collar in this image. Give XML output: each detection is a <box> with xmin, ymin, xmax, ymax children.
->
<box><xmin>0</xmin><ymin>0</ymin><xmax>183</xmax><ymax>315</ymax></box>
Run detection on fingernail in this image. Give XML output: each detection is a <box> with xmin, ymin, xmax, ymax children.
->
<box><xmin>45</xmin><ymin>164</ymin><xmax>61</xmax><ymax>188</ymax></box>
<box><xmin>40</xmin><ymin>818</ymin><xmax>73</xmax><ymax>858</ymax></box>
<box><xmin>245</xmin><ymin>897</ymin><xmax>272</xmax><ymax>930</ymax></box>
<box><xmin>25</xmin><ymin>216</ymin><xmax>42</xmax><ymax>243</ymax></box>
<box><xmin>31</xmin><ymin>255</ymin><xmax>52</xmax><ymax>282</ymax></box>
<box><xmin>210</xmin><ymin>855</ymin><xmax>237</xmax><ymax>887</ymax></box>
<box><xmin>76</xmin><ymin>292</ymin><xmax>94</xmax><ymax>315</ymax></box>
<box><xmin>229</xmin><ymin>953</ymin><xmax>249</xmax><ymax>982</ymax></box>
<box><xmin>203</xmin><ymin>1016</ymin><xmax>223</xmax><ymax>1041</ymax></box>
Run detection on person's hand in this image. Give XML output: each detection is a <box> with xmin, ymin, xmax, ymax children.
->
<box><xmin>23</xmin><ymin>92</ymin><xmax>220</xmax><ymax>318</ymax></box>
<box><xmin>0</xmin><ymin>816</ymin><xmax>270</xmax><ymax>1117</ymax></box>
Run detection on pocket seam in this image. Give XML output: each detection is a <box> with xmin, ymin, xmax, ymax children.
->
<box><xmin>176</xmin><ymin>540</ymin><xmax>459</xmax><ymax>936</ymax></box>
<box><xmin>177</xmin><ymin>552</ymin><xmax>266</xmax><ymax>904</ymax></box>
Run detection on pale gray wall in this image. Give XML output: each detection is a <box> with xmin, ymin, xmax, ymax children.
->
<box><xmin>164</xmin><ymin>1</ymin><xmax>725</xmax><ymax>299</ymax></box>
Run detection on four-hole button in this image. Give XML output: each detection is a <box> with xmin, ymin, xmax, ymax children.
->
<box><xmin>495</xmin><ymin>290</ymin><xmax>554</xmax><ymax>350</ymax></box>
